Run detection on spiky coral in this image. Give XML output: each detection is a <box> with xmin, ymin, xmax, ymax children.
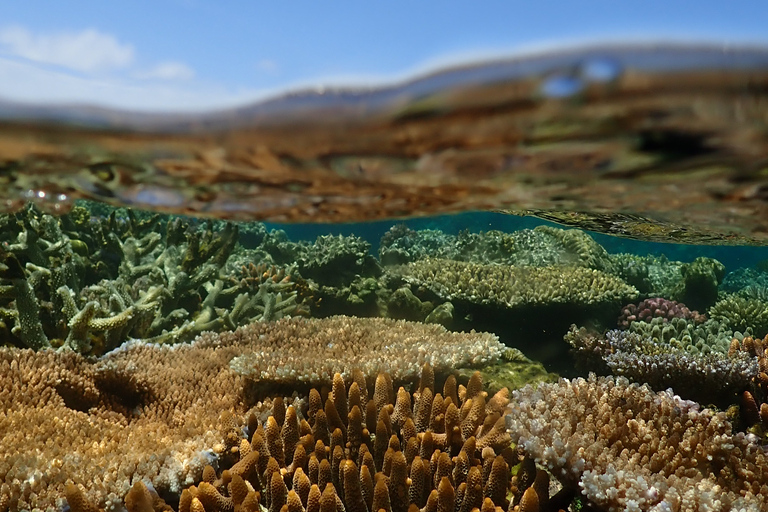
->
<box><xmin>67</xmin><ymin>365</ymin><xmax>571</xmax><ymax>512</ymax></box>
<box><xmin>710</xmin><ymin>294</ymin><xmax>768</xmax><ymax>339</ymax></box>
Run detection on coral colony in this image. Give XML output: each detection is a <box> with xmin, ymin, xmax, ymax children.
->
<box><xmin>2</xmin><ymin>203</ymin><xmax>768</xmax><ymax>511</ymax></box>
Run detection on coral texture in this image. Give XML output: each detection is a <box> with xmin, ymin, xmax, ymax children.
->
<box><xmin>565</xmin><ymin>325</ymin><xmax>757</xmax><ymax>406</ymax></box>
<box><xmin>67</xmin><ymin>365</ymin><xmax>564</xmax><ymax>512</ymax></box>
<box><xmin>709</xmin><ymin>294</ymin><xmax>768</xmax><ymax>339</ymax></box>
<box><xmin>397</xmin><ymin>258</ymin><xmax>638</xmax><ymax>309</ymax></box>
<box><xmin>0</xmin><ymin>316</ymin><xmax>502</xmax><ymax>511</ymax></box>
<box><xmin>506</xmin><ymin>375</ymin><xmax>768</xmax><ymax>512</ymax></box>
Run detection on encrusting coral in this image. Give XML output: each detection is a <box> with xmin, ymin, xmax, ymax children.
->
<box><xmin>0</xmin><ymin>316</ymin><xmax>504</xmax><ymax>511</ymax></box>
<box><xmin>506</xmin><ymin>374</ymin><xmax>768</xmax><ymax>512</ymax></box>
<box><xmin>64</xmin><ymin>364</ymin><xmax>571</xmax><ymax>512</ymax></box>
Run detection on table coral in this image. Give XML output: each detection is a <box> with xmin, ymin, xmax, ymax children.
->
<box><xmin>396</xmin><ymin>258</ymin><xmax>638</xmax><ymax>309</ymax></box>
<box><xmin>0</xmin><ymin>316</ymin><xmax>503</xmax><ymax>511</ymax></box>
<box><xmin>506</xmin><ymin>375</ymin><xmax>768</xmax><ymax>512</ymax></box>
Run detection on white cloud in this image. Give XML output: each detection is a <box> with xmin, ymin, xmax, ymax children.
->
<box><xmin>0</xmin><ymin>55</ymin><xmax>263</xmax><ymax>112</ymax></box>
<box><xmin>256</xmin><ymin>59</ymin><xmax>278</xmax><ymax>75</ymax></box>
<box><xmin>136</xmin><ymin>61</ymin><xmax>195</xmax><ymax>81</ymax></box>
<box><xmin>0</xmin><ymin>26</ymin><xmax>134</xmax><ymax>72</ymax></box>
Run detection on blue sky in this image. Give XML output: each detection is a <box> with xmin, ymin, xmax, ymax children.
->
<box><xmin>0</xmin><ymin>1</ymin><xmax>766</xmax><ymax>111</ymax></box>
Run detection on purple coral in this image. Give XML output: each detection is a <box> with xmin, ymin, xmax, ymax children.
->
<box><xmin>618</xmin><ymin>297</ymin><xmax>706</xmax><ymax>329</ymax></box>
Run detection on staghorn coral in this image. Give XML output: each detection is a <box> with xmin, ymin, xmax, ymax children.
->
<box><xmin>0</xmin><ymin>316</ymin><xmax>503</xmax><ymax>511</ymax></box>
<box><xmin>396</xmin><ymin>258</ymin><xmax>638</xmax><ymax>310</ymax></box>
<box><xmin>565</xmin><ymin>325</ymin><xmax>758</xmax><ymax>406</ymax></box>
<box><xmin>617</xmin><ymin>298</ymin><xmax>705</xmax><ymax>329</ymax></box>
<box><xmin>69</xmin><ymin>364</ymin><xmax>568</xmax><ymax>512</ymax></box>
<box><xmin>506</xmin><ymin>374</ymin><xmax>768</xmax><ymax>512</ymax></box>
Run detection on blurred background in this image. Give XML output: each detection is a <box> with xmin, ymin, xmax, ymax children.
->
<box><xmin>0</xmin><ymin>1</ymin><xmax>765</xmax><ymax>111</ymax></box>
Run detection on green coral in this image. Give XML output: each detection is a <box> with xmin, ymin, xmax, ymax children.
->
<box><xmin>386</xmin><ymin>286</ymin><xmax>433</xmax><ymax>322</ymax></box>
<box><xmin>379</xmin><ymin>224</ymin><xmax>617</xmax><ymax>270</ymax></box>
<box><xmin>709</xmin><ymin>294</ymin><xmax>768</xmax><ymax>338</ymax></box>
<box><xmin>672</xmin><ymin>256</ymin><xmax>725</xmax><ymax>311</ymax></box>
<box><xmin>626</xmin><ymin>316</ymin><xmax>741</xmax><ymax>355</ymax></box>
<box><xmin>397</xmin><ymin>258</ymin><xmax>638</xmax><ymax>309</ymax></box>
<box><xmin>424</xmin><ymin>301</ymin><xmax>454</xmax><ymax>328</ymax></box>
<box><xmin>456</xmin><ymin>348</ymin><xmax>558</xmax><ymax>394</ymax></box>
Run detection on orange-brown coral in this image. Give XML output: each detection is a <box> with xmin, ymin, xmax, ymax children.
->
<box><xmin>69</xmin><ymin>365</ymin><xmax>556</xmax><ymax>512</ymax></box>
<box><xmin>0</xmin><ymin>316</ymin><xmax>503</xmax><ymax>511</ymax></box>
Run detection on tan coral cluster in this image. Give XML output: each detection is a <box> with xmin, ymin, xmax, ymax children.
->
<box><xmin>729</xmin><ymin>335</ymin><xmax>768</xmax><ymax>430</ymax></box>
<box><xmin>226</xmin><ymin>315</ymin><xmax>504</xmax><ymax>385</ymax></box>
<box><xmin>69</xmin><ymin>366</ymin><xmax>564</xmax><ymax>512</ymax></box>
<box><xmin>0</xmin><ymin>316</ymin><xmax>503</xmax><ymax>511</ymax></box>
<box><xmin>397</xmin><ymin>259</ymin><xmax>637</xmax><ymax>309</ymax></box>
<box><xmin>507</xmin><ymin>374</ymin><xmax>768</xmax><ymax>512</ymax></box>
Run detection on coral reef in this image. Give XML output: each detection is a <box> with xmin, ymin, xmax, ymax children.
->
<box><xmin>379</xmin><ymin>224</ymin><xmax>613</xmax><ymax>270</ymax></box>
<box><xmin>617</xmin><ymin>298</ymin><xmax>705</xmax><ymax>329</ymax></box>
<box><xmin>0</xmin><ymin>204</ymin><xmax>312</xmax><ymax>353</ymax></box>
<box><xmin>671</xmin><ymin>257</ymin><xmax>725</xmax><ymax>312</ymax></box>
<box><xmin>65</xmin><ymin>364</ymin><xmax>573</xmax><ymax>512</ymax></box>
<box><xmin>0</xmin><ymin>315</ymin><xmax>504</xmax><ymax>511</ymax></box>
<box><xmin>506</xmin><ymin>375</ymin><xmax>768</xmax><ymax>512</ymax></box>
<box><xmin>396</xmin><ymin>258</ymin><xmax>638</xmax><ymax>309</ymax></box>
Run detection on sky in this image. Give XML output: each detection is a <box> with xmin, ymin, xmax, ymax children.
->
<box><xmin>0</xmin><ymin>1</ymin><xmax>766</xmax><ymax>112</ymax></box>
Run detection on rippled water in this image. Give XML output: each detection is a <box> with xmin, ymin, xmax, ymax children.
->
<box><xmin>2</xmin><ymin>44</ymin><xmax>768</xmax><ymax>244</ymax></box>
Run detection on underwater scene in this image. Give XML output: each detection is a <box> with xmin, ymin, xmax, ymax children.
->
<box><xmin>4</xmin><ymin>46</ymin><xmax>768</xmax><ymax>512</ymax></box>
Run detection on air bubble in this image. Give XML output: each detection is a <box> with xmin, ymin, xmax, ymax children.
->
<box><xmin>540</xmin><ymin>74</ymin><xmax>584</xmax><ymax>98</ymax></box>
<box><xmin>581</xmin><ymin>57</ymin><xmax>622</xmax><ymax>83</ymax></box>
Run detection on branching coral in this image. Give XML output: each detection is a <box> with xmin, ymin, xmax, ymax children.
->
<box><xmin>0</xmin><ymin>204</ymin><xmax>315</xmax><ymax>353</ymax></box>
<box><xmin>506</xmin><ymin>375</ymin><xmax>768</xmax><ymax>512</ymax></box>
<box><xmin>565</xmin><ymin>325</ymin><xmax>757</xmax><ymax>406</ymax></box>
<box><xmin>710</xmin><ymin>294</ymin><xmax>768</xmax><ymax>339</ymax></box>
<box><xmin>67</xmin><ymin>364</ymin><xmax>572</xmax><ymax>512</ymax></box>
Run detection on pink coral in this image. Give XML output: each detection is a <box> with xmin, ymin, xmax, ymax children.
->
<box><xmin>618</xmin><ymin>297</ymin><xmax>706</xmax><ymax>329</ymax></box>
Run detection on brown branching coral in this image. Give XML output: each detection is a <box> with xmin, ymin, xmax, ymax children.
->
<box><xmin>506</xmin><ymin>375</ymin><xmax>768</xmax><ymax>512</ymax></box>
<box><xmin>0</xmin><ymin>316</ymin><xmax>503</xmax><ymax>511</ymax></box>
<box><xmin>69</xmin><ymin>365</ymin><xmax>542</xmax><ymax>512</ymax></box>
